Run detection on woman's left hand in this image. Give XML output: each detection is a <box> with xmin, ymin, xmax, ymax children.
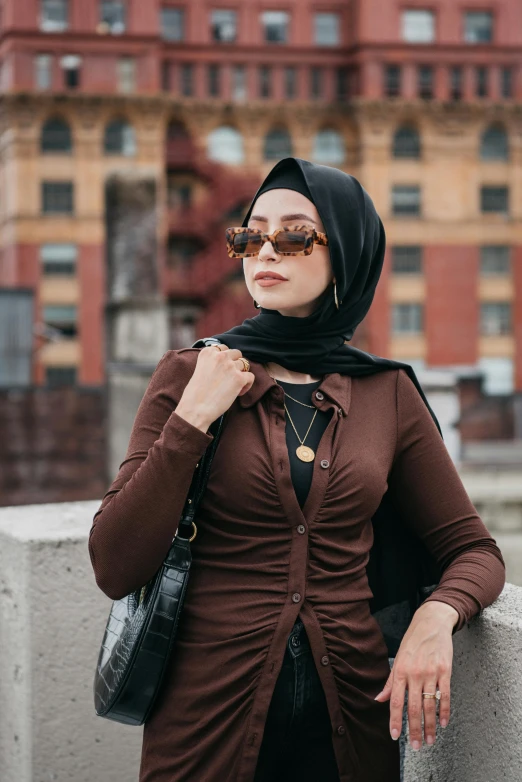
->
<box><xmin>373</xmin><ymin>600</ymin><xmax>459</xmax><ymax>750</ymax></box>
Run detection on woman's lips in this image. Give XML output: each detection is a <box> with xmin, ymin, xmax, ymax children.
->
<box><xmin>256</xmin><ymin>278</ymin><xmax>288</xmax><ymax>287</ymax></box>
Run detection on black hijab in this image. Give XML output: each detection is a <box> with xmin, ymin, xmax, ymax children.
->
<box><xmin>202</xmin><ymin>156</ymin><xmax>442</xmax><ymax>436</ymax></box>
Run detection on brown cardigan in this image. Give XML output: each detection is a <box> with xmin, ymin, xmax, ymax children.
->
<box><xmin>88</xmin><ymin>348</ymin><xmax>506</xmax><ymax>782</ymax></box>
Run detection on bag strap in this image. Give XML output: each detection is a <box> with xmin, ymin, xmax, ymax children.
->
<box><xmin>176</xmin><ymin>338</ymin><xmax>226</xmax><ymax>539</ymax></box>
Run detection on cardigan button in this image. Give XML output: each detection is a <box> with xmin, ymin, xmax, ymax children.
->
<box><xmin>297</xmin><ymin>524</ymin><xmax>306</xmax><ymax>534</ymax></box>
<box><xmin>292</xmin><ymin>592</ymin><xmax>301</xmax><ymax>603</ymax></box>
<box><xmin>321</xmin><ymin>655</ymin><xmax>329</xmax><ymax>666</ymax></box>
<box><xmin>315</xmin><ymin>391</ymin><xmax>324</xmax><ymax>400</ymax></box>
<box><xmin>320</xmin><ymin>459</ymin><xmax>329</xmax><ymax>468</ymax></box>
<box><xmin>337</xmin><ymin>725</ymin><xmax>346</xmax><ymax>735</ymax></box>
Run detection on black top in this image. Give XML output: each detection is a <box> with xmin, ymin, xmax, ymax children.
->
<box><xmin>276</xmin><ymin>379</ymin><xmax>333</xmax><ymax>509</ymax></box>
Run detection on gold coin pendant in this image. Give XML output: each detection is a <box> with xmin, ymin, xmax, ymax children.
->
<box><xmin>296</xmin><ymin>445</ymin><xmax>315</xmax><ymax>462</ymax></box>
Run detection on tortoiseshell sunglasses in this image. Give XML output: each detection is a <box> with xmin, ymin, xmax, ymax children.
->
<box><xmin>225</xmin><ymin>225</ymin><xmax>329</xmax><ymax>258</ymax></box>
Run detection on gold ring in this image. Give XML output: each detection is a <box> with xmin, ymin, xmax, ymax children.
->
<box><xmin>213</xmin><ymin>344</ymin><xmax>223</xmax><ymax>351</ymax></box>
<box><xmin>239</xmin><ymin>357</ymin><xmax>250</xmax><ymax>372</ymax></box>
<box><xmin>422</xmin><ymin>690</ymin><xmax>441</xmax><ymax>700</ymax></box>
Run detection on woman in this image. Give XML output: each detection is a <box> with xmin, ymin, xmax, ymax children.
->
<box><xmin>88</xmin><ymin>157</ymin><xmax>506</xmax><ymax>782</ymax></box>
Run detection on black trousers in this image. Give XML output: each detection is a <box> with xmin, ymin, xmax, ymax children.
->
<box><xmin>253</xmin><ymin>617</ymin><xmax>341</xmax><ymax>782</ymax></box>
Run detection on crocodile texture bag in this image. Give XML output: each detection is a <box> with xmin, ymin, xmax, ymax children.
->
<box><xmin>93</xmin><ymin>337</ymin><xmax>227</xmax><ymax>725</ymax></box>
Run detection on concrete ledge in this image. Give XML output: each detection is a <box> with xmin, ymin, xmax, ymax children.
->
<box><xmin>0</xmin><ymin>500</ymin><xmax>519</xmax><ymax>782</ymax></box>
<box><xmin>404</xmin><ymin>582</ymin><xmax>522</xmax><ymax>782</ymax></box>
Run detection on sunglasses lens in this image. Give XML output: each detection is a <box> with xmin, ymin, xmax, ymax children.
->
<box><xmin>275</xmin><ymin>230</ymin><xmax>311</xmax><ymax>254</ymax></box>
<box><xmin>233</xmin><ymin>231</ymin><xmax>263</xmax><ymax>255</ymax></box>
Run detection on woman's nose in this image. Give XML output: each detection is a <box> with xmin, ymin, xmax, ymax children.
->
<box><xmin>258</xmin><ymin>238</ymin><xmax>278</xmax><ymax>261</ymax></box>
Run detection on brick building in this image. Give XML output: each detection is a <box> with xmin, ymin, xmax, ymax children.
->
<box><xmin>0</xmin><ymin>0</ymin><xmax>521</xmax><ymax>393</ymax></box>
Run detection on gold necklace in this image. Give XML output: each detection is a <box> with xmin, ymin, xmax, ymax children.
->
<box><xmin>264</xmin><ymin>365</ymin><xmax>321</xmax><ymax>462</ymax></box>
<box><xmin>284</xmin><ymin>401</ymin><xmax>318</xmax><ymax>462</ymax></box>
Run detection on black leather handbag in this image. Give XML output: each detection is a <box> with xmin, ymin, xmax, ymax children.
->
<box><xmin>93</xmin><ymin>337</ymin><xmax>227</xmax><ymax>726</ymax></box>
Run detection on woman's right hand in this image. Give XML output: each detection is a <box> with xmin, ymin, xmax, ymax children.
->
<box><xmin>174</xmin><ymin>344</ymin><xmax>255</xmax><ymax>432</ymax></box>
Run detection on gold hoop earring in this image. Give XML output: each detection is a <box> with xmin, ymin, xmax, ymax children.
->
<box><xmin>333</xmin><ymin>281</ymin><xmax>341</xmax><ymax>310</ymax></box>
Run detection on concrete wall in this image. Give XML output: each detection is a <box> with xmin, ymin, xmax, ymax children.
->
<box><xmin>0</xmin><ymin>500</ymin><xmax>520</xmax><ymax>782</ymax></box>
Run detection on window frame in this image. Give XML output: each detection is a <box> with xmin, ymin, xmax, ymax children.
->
<box><xmin>314</xmin><ymin>12</ymin><xmax>340</xmax><ymax>46</ymax></box>
<box><xmin>160</xmin><ymin>6</ymin><xmax>185</xmax><ymax>41</ymax></box>
<box><xmin>261</xmin><ymin>10</ymin><xmax>290</xmax><ymax>44</ymax></box>
<box><xmin>41</xmin><ymin>181</ymin><xmax>74</xmax><ymax>215</ymax></box>
<box><xmin>391</xmin><ymin>184</ymin><xmax>421</xmax><ymax>217</ymax></box>
<box><xmin>401</xmin><ymin>9</ymin><xmax>436</xmax><ymax>43</ymax></box>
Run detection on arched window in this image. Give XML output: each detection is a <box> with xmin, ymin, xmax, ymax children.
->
<box><xmin>207</xmin><ymin>126</ymin><xmax>244</xmax><ymax>164</ymax></box>
<box><xmin>312</xmin><ymin>128</ymin><xmax>345</xmax><ymax>164</ymax></box>
<box><xmin>263</xmin><ymin>127</ymin><xmax>292</xmax><ymax>160</ymax></box>
<box><xmin>480</xmin><ymin>124</ymin><xmax>508</xmax><ymax>160</ymax></box>
<box><xmin>392</xmin><ymin>125</ymin><xmax>421</xmax><ymax>158</ymax></box>
<box><xmin>41</xmin><ymin>117</ymin><xmax>72</xmax><ymax>153</ymax></box>
<box><xmin>103</xmin><ymin>118</ymin><xmax>136</xmax><ymax>156</ymax></box>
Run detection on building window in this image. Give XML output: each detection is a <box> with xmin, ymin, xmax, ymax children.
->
<box><xmin>384</xmin><ymin>65</ymin><xmax>401</xmax><ymax>98</ymax></box>
<box><xmin>310</xmin><ymin>67</ymin><xmax>323</xmax><ymax>100</ymax></box>
<box><xmin>391</xmin><ymin>246</ymin><xmax>423</xmax><ymax>274</ymax></box>
<box><xmin>264</xmin><ymin>127</ymin><xmax>293</xmax><ymax>160</ymax></box>
<box><xmin>284</xmin><ymin>66</ymin><xmax>296</xmax><ymax>99</ymax></box>
<box><xmin>232</xmin><ymin>65</ymin><xmax>246</xmax><ymax>101</ymax></box>
<box><xmin>42</xmin><ymin>181</ymin><xmax>74</xmax><ymax>214</ymax></box>
<box><xmin>480</xmin><ymin>302</ymin><xmax>511</xmax><ymax>335</ymax></box>
<box><xmin>117</xmin><ymin>56</ymin><xmax>136</xmax><ymax>93</ymax></box>
<box><xmin>501</xmin><ymin>67</ymin><xmax>512</xmax><ymax>99</ymax></box>
<box><xmin>259</xmin><ymin>65</ymin><xmax>272</xmax><ymax>98</ymax></box>
<box><xmin>40</xmin><ymin>0</ymin><xmax>68</xmax><ymax>32</ymax></box>
<box><xmin>41</xmin><ymin>117</ymin><xmax>72</xmax><ymax>153</ymax></box>
<box><xmin>464</xmin><ymin>11</ymin><xmax>493</xmax><ymax>43</ymax></box>
<box><xmin>161</xmin><ymin>61</ymin><xmax>171</xmax><ymax>91</ymax></box>
<box><xmin>60</xmin><ymin>54</ymin><xmax>81</xmax><ymax>88</ymax></box>
<box><xmin>480</xmin><ymin>125</ymin><xmax>508</xmax><ymax>161</ymax></box>
<box><xmin>418</xmin><ymin>65</ymin><xmax>433</xmax><ymax>99</ymax></box>
<box><xmin>167</xmin><ymin>182</ymin><xmax>191</xmax><ymax>209</ymax></box>
<box><xmin>480</xmin><ymin>246</ymin><xmax>511</xmax><ymax>276</ymax></box>
<box><xmin>99</xmin><ymin>1</ymin><xmax>126</xmax><ymax>34</ymax></box>
<box><xmin>312</xmin><ymin>129</ymin><xmax>345</xmax><ymax>164</ymax></box>
<box><xmin>35</xmin><ymin>54</ymin><xmax>53</xmax><ymax>90</ymax></box>
<box><xmin>392</xmin><ymin>185</ymin><xmax>421</xmax><ymax>216</ymax></box>
<box><xmin>401</xmin><ymin>10</ymin><xmax>435</xmax><ymax>43</ymax></box>
<box><xmin>475</xmin><ymin>66</ymin><xmax>488</xmax><ymax>97</ymax></box>
<box><xmin>207</xmin><ymin>126</ymin><xmax>244</xmax><ymax>164</ymax></box>
<box><xmin>261</xmin><ymin>11</ymin><xmax>289</xmax><ymax>43</ymax></box>
<box><xmin>314</xmin><ymin>12</ymin><xmax>340</xmax><ymax>46</ymax></box>
<box><xmin>40</xmin><ymin>243</ymin><xmax>77</xmax><ymax>275</ymax></box>
<box><xmin>161</xmin><ymin>7</ymin><xmax>184</xmax><ymax>41</ymax></box>
<box><xmin>180</xmin><ymin>63</ymin><xmax>193</xmax><ymax>96</ymax></box>
<box><xmin>480</xmin><ymin>186</ymin><xmax>508</xmax><ymax>214</ymax></box>
<box><xmin>450</xmin><ymin>66</ymin><xmax>462</xmax><ymax>100</ymax></box>
<box><xmin>392</xmin><ymin>303</ymin><xmax>423</xmax><ymax>334</ymax></box>
<box><xmin>392</xmin><ymin>126</ymin><xmax>420</xmax><ymax>158</ymax></box>
<box><xmin>207</xmin><ymin>64</ymin><xmax>221</xmax><ymax>97</ymax></box>
<box><xmin>104</xmin><ymin>119</ymin><xmax>136</xmax><ymax>155</ymax></box>
<box><xmin>211</xmin><ymin>9</ymin><xmax>236</xmax><ymax>42</ymax></box>
<box><xmin>43</xmin><ymin>304</ymin><xmax>77</xmax><ymax>337</ymax></box>
<box><xmin>45</xmin><ymin>366</ymin><xmax>77</xmax><ymax>386</ymax></box>
<box><xmin>336</xmin><ymin>67</ymin><xmax>349</xmax><ymax>101</ymax></box>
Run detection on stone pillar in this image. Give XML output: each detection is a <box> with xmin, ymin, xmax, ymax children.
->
<box><xmin>104</xmin><ymin>173</ymin><xmax>169</xmax><ymax>478</ymax></box>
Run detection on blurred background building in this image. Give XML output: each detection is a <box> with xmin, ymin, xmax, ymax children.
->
<box><xmin>0</xmin><ymin>0</ymin><xmax>521</xmax><ymax>504</ymax></box>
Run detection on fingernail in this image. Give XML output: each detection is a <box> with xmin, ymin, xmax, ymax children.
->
<box><xmin>374</xmin><ymin>692</ymin><xmax>381</xmax><ymax>700</ymax></box>
<box><xmin>426</xmin><ymin>735</ymin><xmax>434</xmax><ymax>745</ymax></box>
<box><xmin>440</xmin><ymin>719</ymin><xmax>448</xmax><ymax>728</ymax></box>
<box><xmin>391</xmin><ymin>729</ymin><xmax>399</xmax><ymax>740</ymax></box>
<box><xmin>412</xmin><ymin>740</ymin><xmax>420</xmax><ymax>751</ymax></box>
